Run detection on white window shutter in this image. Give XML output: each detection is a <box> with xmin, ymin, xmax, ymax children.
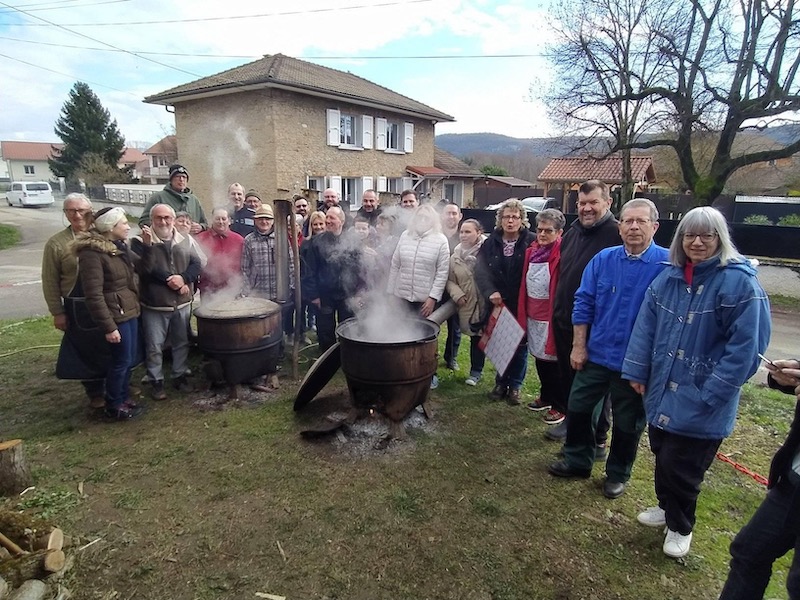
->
<box><xmin>328</xmin><ymin>175</ymin><xmax>342</xmax><ymax>193</ymax></box>
<box><xmin>375</xmin><ymin>117</ymin><xmax>387</xmax><ymax>150</ymax></box>
<box><xmin>327</xmin><ymin>109</ymin><xmax>340</xmax><ymax>146</ymax></box>
<box><xmin>402</xmin><ymin>177</ymin><xmax>413</xmax><ymax>190</ymax></box>
<box><xmin>376</xmin><ymin>176</ymin><xmax>387</xmax><ymax>192</ymax></box>
<box><xmin>361</xmin><ymin>176</ymin><xmax>373</xmax><ymax>194</ymax></box>
<box><xmin>362</xmin><ymin>116</ymin><xmax>373</xmax><ymax>149</ymax></box>
<box><xmin>404</xmin><ymin>122</ymin><xmax>414</xmax><ymax>153</ymax></box>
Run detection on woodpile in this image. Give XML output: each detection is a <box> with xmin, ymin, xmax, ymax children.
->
<box><xmin>0</xmin><ymin>442</ymin><xmax>75</xmax><ymax>600</ymax></box>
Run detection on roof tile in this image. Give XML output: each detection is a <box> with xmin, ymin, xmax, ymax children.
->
<box><xmin>538</xmin><ymin>155</ymin><xmax>655</xmax><ymax>184</ymax></box>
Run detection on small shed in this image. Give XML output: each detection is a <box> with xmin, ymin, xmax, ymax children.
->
<box><xmin>538</xmin><ymin>155</ymin><xmax>655</xmax><ymax>211</ymax></box>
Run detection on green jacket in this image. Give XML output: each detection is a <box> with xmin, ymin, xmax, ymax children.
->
<box><xmin>41</xmin><ymin>226</ymin><xmax>79</xmax><ymax>316</ymax></box>
<box><xmin>139</xmin><ymin>185</ymin><xmax>207</xmax><ymax>229</ymax></box>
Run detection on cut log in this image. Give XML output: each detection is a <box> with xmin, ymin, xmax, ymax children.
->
<box><xmin>8</xmin><ymin>579</ymin><xmax>46</xmax><ymax>600</ymax></box>
<box><xmin>0</xmin><ymin>510</ymin><xmax>55</xmax><ymax>552</ymax></box>
<box><xmin>33</xmin><ymin>529</ymin><xmax>62</xmax><ymax>552</ymax></box>
<box><xmin>0</xmin><ymin>441</ymin><xmax>33</xmax><ymax>497</ymax></box>
<box><xmin>42</xmin><ymin>550</ymin><xmax>65</xmax><ymax>574</ymax></box>
<box><xmin>0</xmin><ymin>551</ymin><xmax>50</xmax><ymax>588</ymax></box>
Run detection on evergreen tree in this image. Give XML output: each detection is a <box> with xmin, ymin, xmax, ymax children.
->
<box><xmin>49</xmin><ymin>82</ymin><xmax>126</xmax><ymax>181</ymax></box>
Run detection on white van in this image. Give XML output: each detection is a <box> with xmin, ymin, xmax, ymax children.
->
<box><xmin>6</xmin><ymin>182</ymin><xmax>55</xmax><ymax>207</ymax></box>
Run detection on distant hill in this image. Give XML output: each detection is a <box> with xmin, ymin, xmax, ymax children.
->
<box><xmin>436</xmin><ymin>124</ymin><xmax>800</xmax><ymax>160</ymax></box>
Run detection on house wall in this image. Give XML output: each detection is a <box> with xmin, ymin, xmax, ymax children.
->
<box><xmin>175</xmin><ymin>90</ymin><xmax>276</xmax><ymax>210</ymax></box>
<box><xmin>6</xmin><ymin>159</ymin><xmax>55</xmax><ymax>182</ymax></box>
<box><xmin>173</xmin><ymin>87</ymin><xmax>437</xmax><ymax>211</ymax></box>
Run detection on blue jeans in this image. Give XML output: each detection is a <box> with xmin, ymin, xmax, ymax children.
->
<box><xmin>106</xmin><ymin>318</ymin><xmax>138</xmax><ymax>410</ymax></box>
<box><xmin>719</xmin><ymin>477</ymin><xmax>800</xmax><ymax>600</ymax></box>
<box><xmin>495</xmin><ymin>341</ymin><xmax>528</xmax><ymax>390</ymax></box>
<box><xmin>444</xmin><ymin>313</ymin><xmax>461</xmax><ymax>366</ymax></box>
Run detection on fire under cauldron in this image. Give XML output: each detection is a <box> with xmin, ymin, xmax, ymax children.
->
<box><xmin>195</xmin><ymin>297</ymin><xmax>284</xmax><ymax>392</ymax></box>
<box><xmin>335</xmin><ymin>318</ymin><xmax>439</xmax><ymax>422</ymax></box>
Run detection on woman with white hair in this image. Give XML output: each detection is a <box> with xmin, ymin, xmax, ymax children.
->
<box><xmin>622</xmin><ymin>206</ymin><xmax>771</xmax><ymax>558</ymax></box>
<box><xmin>73</xmin><ymin>206</ymin><xmax>142</xmax><ymax>420</ymax></box>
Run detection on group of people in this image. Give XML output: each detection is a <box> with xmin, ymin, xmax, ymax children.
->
<box><xmin>42</xmin><ymin>169</ymin><xmax>799</xmax><ymax>596</ymax></box>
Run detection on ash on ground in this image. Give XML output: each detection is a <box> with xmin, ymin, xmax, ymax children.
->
<box><xmin>190</xmin><ymin>385</ymin><xmax>278</xmax><ymax>411</ymax></box>
<box><xmin>297</xmin><ymin>389</ymin><xmax>439</xmax><ymax>459</ymax></box>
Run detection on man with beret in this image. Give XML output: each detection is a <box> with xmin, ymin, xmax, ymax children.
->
<box><xmin>139</xmin><ymin>164</ymin><xmax>207</xmax><ymax>233</ymax></box>
<box><xmin>241</xmin><ymin>203</ymin><xmax>294</xmax><ymax>300</ymax></box>
<box><xmin>231</xmin><ymin>189</ymin><xmax>261</xmax><ymax>238</ymax></box>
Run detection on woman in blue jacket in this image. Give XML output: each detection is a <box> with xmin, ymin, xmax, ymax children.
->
<box><xmin>622</xmin><ymin>206</ymin><xmax>771</xmax><ymax>559</ymax></box>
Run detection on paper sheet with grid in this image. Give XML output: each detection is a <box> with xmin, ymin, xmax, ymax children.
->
<box><xmin>480</xmin><ymin>306</ymin><xmax>525</xmax><ymax>377</ymax></box>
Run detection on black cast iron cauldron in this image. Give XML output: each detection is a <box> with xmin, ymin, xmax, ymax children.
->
<box><xmin>194</xmin><ymin>297</ymin><xmax>283</xmax><ymax>384</ymax></box>
<box><xmin>335</xmin><ymin>317</ymin><xmax>439</xmax><ymax>422</ymax></box>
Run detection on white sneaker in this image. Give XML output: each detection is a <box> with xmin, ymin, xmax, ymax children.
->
<box><xmin>430</xmin><ymin>375</ymin><xmax>439</xmax><ymax>390</ymax></box>
<box><xmin>637</xmin><ymin>506</ymin><xmax>667</xmax><ymax>527</ymax></box>
<box><xmin>663</xmin><ymin>528</ymin><xmax>692</xmax><ymax>558</ymax></box>
<box><xmin>465</xmin><ymin>376</ymin><xmax>480</xmax><ymax>386</ymax></box>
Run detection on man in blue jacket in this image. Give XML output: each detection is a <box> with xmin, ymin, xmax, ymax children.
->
<box><xmin>547</xmin><ymin>198</ymin><xmax>669</xmax><ymax>499</ymax></box>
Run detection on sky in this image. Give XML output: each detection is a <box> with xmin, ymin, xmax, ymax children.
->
<box><xmin>0</xmin><ymin>0</ymin><xmax>557</xmax><ymax>147</ymax></box>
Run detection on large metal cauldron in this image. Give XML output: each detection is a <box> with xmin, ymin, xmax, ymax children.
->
<box><xmin>336</xmin><ymin>317</ymin><xmax>439</xmax><ymax>422</ymax></box>
<box><xmin>194</xmin><ymin>297</ymin><xmax>283</xmax><ymax>384</ymax></box>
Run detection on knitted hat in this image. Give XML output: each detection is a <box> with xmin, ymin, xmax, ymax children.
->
<box><xmin>254</xmin><ymin>204</ymin><xmax>274</xmax><ymax>219</ymax></box>
<box><xmin>245</xmin><ymin>189</ymin><xmax>261</xmax><ymax>201</ymax></box>
<box><xmin>168</xmin><ymin>164</ymin><xmax>188</xmax><ymax>179</ymax></box>
<box><xmin>94</xmin><ymin>207</ymin><xmax>127</xmax><ymax>233</ymax></box>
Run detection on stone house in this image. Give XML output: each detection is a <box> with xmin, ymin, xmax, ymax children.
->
<box><xmin>144</xmin><ymin>53</ymin><xmax>468</xmax><ymax>209</ymax></box>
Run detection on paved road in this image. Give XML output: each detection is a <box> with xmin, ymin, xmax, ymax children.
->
<box><xmin>0</xmin><ymin>197</ymin><xmax>137</xmax><ymax>320</ymax></box>
<box><xmin>0</xmin><ymin>199</ymin><xmax>795</xmax><ymax>383</ymax></box>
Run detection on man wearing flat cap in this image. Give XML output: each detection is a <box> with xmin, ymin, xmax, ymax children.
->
<box><xmin>241</xmin><ymin>203</ymin><xmax>294</xmax><ymax>301</ymax></box>
<box><xmin>139</xmin><ymin>164</ymin><xmax>207</xmax><ymax>233</ymax></box>
<box><xmin>231</xmin><ymin>189</ymin><xmax>261</xmax><ymax>238</ymax></box>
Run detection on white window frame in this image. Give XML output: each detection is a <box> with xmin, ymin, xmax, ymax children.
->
<box><xmin>23</xmin><ymin>165</ymin><xmax>35</xmax><ymax>174</ymax></box>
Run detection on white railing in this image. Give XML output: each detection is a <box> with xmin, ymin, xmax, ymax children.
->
<box><xmin>103</xmin><ymin>184</ymin><xmax>164</xmax><ymax>205</ymax></box>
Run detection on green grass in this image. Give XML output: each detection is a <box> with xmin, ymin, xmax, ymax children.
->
<box><xmin>768</xmin><ymin>293</ymin><xmax>800</xmax><ymax>312</ymax></box>
<box><xmin>0</xmin><ymin>316</ymin><xmax>794</xmax><ymax>599</ymax></box>
<box><xmin>0</xmin><ymin>223</ymin><xmax>21</xmax><ymax>250</ymax></box>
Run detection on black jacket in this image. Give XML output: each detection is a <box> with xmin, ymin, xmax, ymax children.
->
<box><xmin>474</xmin><ymin>227</ymin><xmax>536</xmax><ymax>319</ymax></box>
<box><xmin>767</xmin><ymin>374</ymin><xmax>800</xmax><ymax>532</ymax></box>
<box><xmin>132</xmin><ymin>233</ymin><xmax>201</xmax><ymax>310</ymax></box>
<box><xmin>301</xmin><ymin>231</ymin><xmax>363</xmax><ymax>304</ymax></box>
<box><xmin>552</xmin><ymin>212</ymin><xmax>620</xmax><ymax>326</ymax></box>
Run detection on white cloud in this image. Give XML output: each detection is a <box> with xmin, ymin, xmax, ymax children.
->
<box><xmin>0</xmin><ymin>0</ymin><xmax>557</xmax><ymax>145</ymax></box>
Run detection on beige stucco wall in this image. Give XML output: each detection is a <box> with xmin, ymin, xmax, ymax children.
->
<box><xmin>173</xmin><ymin>87</ymin><xmax>437</xmax><ymax>212</ymax></box>
<box><xmin>7</xmin><ymin>159</ymin><xmax>55</xmax><ymax>182</ymax></box>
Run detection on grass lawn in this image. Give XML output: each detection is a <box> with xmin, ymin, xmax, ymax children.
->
<box><xmin>0</xmin><ymin>316</ymin><xmax>795</xmax><ymax>599</ymax></box>
<box><xmin>0</xmin><ymin>223</ymin><xmax>21</xmax><ymax>250</ymax></box>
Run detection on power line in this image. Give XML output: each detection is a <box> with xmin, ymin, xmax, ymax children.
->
<box><xmin>0</xmin><ymin>0</ymin><xmax>131</xmax><ymax>14</ymax></box>
<box><xmin>0</xmin><ymin>50</ymin><xmax>137</xmax><ymax>96</ymax></box>
<box><xmin>0</xmin><ymin>0</ymin><xmax>434</xmax><ymax>26</ymax></box>
<box><xmin>0</xmin><ymin>35</ymin><xmax>549</xmax><ymax>60</ymax></box>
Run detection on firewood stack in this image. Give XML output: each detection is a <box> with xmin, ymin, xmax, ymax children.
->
<box><xmin>0</xmin><ymin>441</ymin><xmax>72</xmax><ymax>600</ymax></box>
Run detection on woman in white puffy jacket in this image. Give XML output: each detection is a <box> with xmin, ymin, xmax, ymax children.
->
<box><xmin>387</xmin><ymin>204</ymin><xmax>450</xmax><ymax>318</ymax></box>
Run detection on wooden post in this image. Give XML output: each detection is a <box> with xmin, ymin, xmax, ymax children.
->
<box><xmin>0</xmin><ymin>440</ymin><xmax>33</xmax><ymax>497</ymax></box>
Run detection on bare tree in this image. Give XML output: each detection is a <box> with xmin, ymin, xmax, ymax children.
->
<box><xmin>544</xmin><ymin>0</ymin><xmax>800</xmax><ymax>203</ymax></box>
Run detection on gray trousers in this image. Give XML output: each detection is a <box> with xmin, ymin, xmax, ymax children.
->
<box><xmin>141</xmin><ymin>306</ymin><xmax>191</xmax><ymax>382</ymax></box>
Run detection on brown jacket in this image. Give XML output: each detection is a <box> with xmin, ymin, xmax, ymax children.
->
<box><xmin>73</xmin><ymin>232</ymin><xmax>140</xmax><ymax>333</ymax></box>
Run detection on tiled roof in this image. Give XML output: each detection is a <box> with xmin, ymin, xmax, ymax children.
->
<box><xmin>144</xmin><ymin>136</ymin><xmax>176</xmax><ymax>155</ymax></box>
<box><xmin>120</xmin><ymin>147</ymin><xmax>146</xmax><ymax>164</ymax></box>
<box><xmin>1</xmin><ymin>141</ymin><xmax>63</xmax><ymax>161</ymax></box>
<box><xmin>485</xmin><ymin>175</ymin><xmax>533</xmax><ymax>186</ymax></box>
<box><xmin>538</xmin><ymin>155</ymin><xmax>655</xmax><ymax>184</ymax></box>
<box><xmin>144</xmin><ymin>54</ymin><xmax>454</xmax><ymax>123</ymax></box>
<box><xmin>433</xmin><ymin>147</ymin><xmax>482</xmax><ymax>177</ymax></box>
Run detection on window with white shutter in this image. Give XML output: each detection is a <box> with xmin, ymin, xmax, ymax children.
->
<box><xmin>326</xmin><ymin>109</ymin><xmax>340</xmax><ymax>146</ymax></box>
<box><xmin>362</xmin><ymin>116</ymin><xmax>373</xmax><ymax>149</ymax></box>
<box><xmin>403</xmin><ymin>123</ymin><xmax>414</xmax><ymax>153</ymax></box>
<box><xmin>376</xmin><ymin>176</ymin><xmax>387</xmax><ymax>192</ymax></box>
<box><xmin>375</xmin><ymin>117</ymin><xmax>387</xmax><ymax>150</ymax></box>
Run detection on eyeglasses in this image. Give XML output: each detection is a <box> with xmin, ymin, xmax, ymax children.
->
<box><xmin>63</xmin><ymin>209</ymin><xmax>90</xmax><ymax>215</ymax></box>
<box><xmin>502</xmin><ymin>215</ymin><xmax>522</xmax><ymax>221</ymax></box>
<box><xmin>621</xmin><ymin>218</ymin><xmax>651</xmax><ymax>227</ymax></box>
<box><xmin>683</xmin><ymin>232</ymin><xmax>718</xmax><ymax>242</ymax></box>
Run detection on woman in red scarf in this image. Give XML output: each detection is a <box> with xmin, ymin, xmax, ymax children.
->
<box><xmin>518</xmin><ymin>208</ymin><xmax>566</xmax><ymax>414</ymax></box>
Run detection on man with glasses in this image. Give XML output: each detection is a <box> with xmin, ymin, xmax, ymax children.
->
<box><xmin>42</xmin><ymin>193</ymin><xmax>106</xmax><ymax>408</ymax></box>
<box><xmin>133</xmin><ymin>203</ymin><xmax>201</xmax><ymax>400</ymax></box>
<box><xmin>547</xmin><ymin>199</ymin><xmax>668</xmax><ymax>499</ymax></box>
<box><xmin>231</xmin><ymin>189</ymin><xmax>262</xmax><ymax>238</ymax></box>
